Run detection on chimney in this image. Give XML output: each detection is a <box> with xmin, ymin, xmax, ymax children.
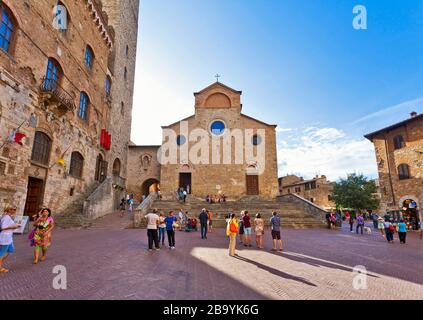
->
<box><xmin>410</xmin><ymin>111</ymin><xmax>417</xmax><ymax>118</ymax></box>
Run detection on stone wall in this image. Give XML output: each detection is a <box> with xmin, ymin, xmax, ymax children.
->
<box><xmin>369</xmin><ymin>116</ymin><xmax>423</xmax><ymax>213</ymax></box>
<box><xmin>101</xmin><ymin>0</ymin><xmax>140</xmax><ymax>181</ymax></box>
<box><xmin>0</xmin><ymin>0</ymin><xmax>136</xmax><ymax>219</ymax></box>
<box><xmin>127</xmin><ymin>145</ymin><xmax>161</xmax><ymax>201</ymax></box>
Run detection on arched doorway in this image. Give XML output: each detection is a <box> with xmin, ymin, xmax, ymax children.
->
<box><xmin>94</xmin><ymin>154</ymin><xmax>107</xmax><ymax>182</ymax></box>
<box><xmin>112</xmin><ymin>158</ymin><xmax>121</xmax><ymax>176</ymax></box>
<box><xmin>141</xmin><ymin>178</ymin><xmax>160</xmax><ymax>196</ymax></box>
<box><xmin>402</xmin><ymin>198</ymin><xmax>420</xmax><ymax>230</ymax></box>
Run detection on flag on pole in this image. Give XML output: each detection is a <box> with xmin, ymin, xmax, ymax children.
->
<box><xmin>7</xmin><ymin>130</ymin><xmax>27</xmax><ymax>146</ymax></box>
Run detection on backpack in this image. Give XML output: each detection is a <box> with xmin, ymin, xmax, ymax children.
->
<box><xmin>388</xmin><ymin>224</ymin><xmax>395</xmax><ymax>233</ymax></box>
<box><xmin>229</xmin><ymin>221</ymin><xmax>238</xmax><ymax>233</ymax></box>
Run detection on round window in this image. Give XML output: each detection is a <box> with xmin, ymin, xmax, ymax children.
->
<box><xmin>252</xmin><ymin>134</ymin><xmax>262</xmax><ymax>146</ymax></box>
<box><xmin>177</xmin><ymin>135</ymin><xmax>186</xmax><ymax>146</ymax></box>
<box><xmin>210</xmin><ymin>120</ymin><xmax>226</xmax><ymax>136</ymax></box>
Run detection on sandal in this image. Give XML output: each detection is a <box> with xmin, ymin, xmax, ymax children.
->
<box><xmin>41</xmin><ymin>256</ymin><xmax>46</xmax><ymax>262</ymax></box>
<box><xmin>0</xmin><ymin>268</ymin><xmax>9</xmax><ymax>273</ymax></box>
<box><xmin>33</xmin><ymin>260</ymin><xmax>38</xmax><ymax>265</ymax></box>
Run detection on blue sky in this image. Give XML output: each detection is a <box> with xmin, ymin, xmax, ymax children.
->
<box><xmin>131</xmin><ymin>0</ymin><xmax>423</xmax><ymax>181</ymax></box>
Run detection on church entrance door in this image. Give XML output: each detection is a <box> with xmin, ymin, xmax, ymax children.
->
<box><xmin>246</xmin><ymin>175</ymin><xmax>259</xmax><ymax>195</ymax></box>
<box><xmin>179</xmin><ymin>173</ymin><xmax>192</xmax><ymax>193</ymax></box>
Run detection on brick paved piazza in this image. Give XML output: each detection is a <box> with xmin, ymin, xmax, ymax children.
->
<box><xmin>0</xmin><ymin>214</ymin><xmax>422</xmax><ymax>300</ymax></box>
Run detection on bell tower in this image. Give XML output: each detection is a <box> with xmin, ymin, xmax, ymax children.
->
<box><xmin>100</xmin><ymin>0</ymin><xmax>140</xmax><ymax>182</ymax></box>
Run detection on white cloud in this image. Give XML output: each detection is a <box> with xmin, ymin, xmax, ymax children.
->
<box><xmin>352</xmin><ymin>98</ymin><xmax>423</xmax><ymax>125</ymax></box>
<box><xmin>278</xmin><ymin>127</ymin><xmax>378</xmax><ymax>181</ymax></box>
<box><xmin>275</xmin><ymin>127</ymin><xmax>293</xmax><ymax>133</ymax></box>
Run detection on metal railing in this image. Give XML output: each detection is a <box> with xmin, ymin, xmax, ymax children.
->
<box><xmin>40</xmin><ymin>77</ymin><xmax>75</xmax><ymax>112</ymax></box>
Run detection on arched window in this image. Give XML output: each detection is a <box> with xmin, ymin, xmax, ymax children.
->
<box><xmin>398</xmin><ymin>164</ymin><xmax>410</xmax><ymax>180</ymax></box>
<box><xmin>84</xmin><ymin>45</ymin><xmax>94</xmax><ymax>69</ymax></box>
<box><xmin>31</xmin><ymin>132</ymin><xmax>52</xmax><ymax>166</ymax></box>
<box><xmin>0</xmin><ymin>3</ymin><xmax>16</xmax><ymax>53</ymax></box>
<box><xmin>124</xmin><ymin>67</ymin><xmax>127</xmax><ymax>80</ymax></box>
<box><xmin>125</xmin><ymin>45</ymin><xmax>129</xmax><ymax>57</ymax></box>
<box><xmin>69</xmin><ymin>151</ymin><xmax>84</xmax><ymax>178</ymax></box>
<box><xmin>252</xmin><ymin>134</ymin><xmax>262</xmax><ymax>146</ymax></box>
<box><xmin>56</xmin><ymin>2</ymin><xmax>70</xmax><ymax>34</ymax></box>
<box><xmin>120</xmin><ymin>102</ymin><xmax>125</xmax><ymax>116</ymax></box>
<box><xmin>43</xmin><ymin>58</ymin><xmax>63</xmax><ymax>90</ymax></box>
<box><xmin>393</xmin><ymin>135</ymin><xmax>405</xmax><ymax>150</ymax></box>
<box><xmin>78</xmin><ymin>92</ymin><xmax>89</xmax><ymax>120</ymax></box>
<box><xmin>105</xmin><ymin>76</ymin><xmax>111</xmax><ymax>97</ymax></box>
<box><xmin>112</xmin><ymin>158</ymin><xmax>121</xmax><ymax>176</ymax></box>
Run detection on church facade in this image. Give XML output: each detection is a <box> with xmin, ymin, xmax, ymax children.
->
<box><xmin>128</xmin><ymin>82</ymin><xmax>279</xmax><ymax>201</ymax></box>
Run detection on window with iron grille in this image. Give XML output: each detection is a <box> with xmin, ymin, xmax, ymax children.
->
<box><xmin>70</xmin><ymin>151</ymin><xmax>84</xmax><ymax>178</ymax></box>
<box><xmin>31</xmin><ymin>132</ymin><xmax>52</xmax><ymax>166</ymax></box>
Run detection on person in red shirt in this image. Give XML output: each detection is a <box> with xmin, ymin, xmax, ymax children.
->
<box><xmin>242</xmin><ymin>211</ymin><xmax>252</xmax><ymax>247</ymax></box>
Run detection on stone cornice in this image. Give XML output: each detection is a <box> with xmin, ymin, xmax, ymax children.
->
<box><xmin>86</xmin><ymin>0</ymin><xmax>114</xmax><ymax>50</ymax></box>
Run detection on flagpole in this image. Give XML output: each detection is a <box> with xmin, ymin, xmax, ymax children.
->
<box><xmin>0</xmin><ymin>119</ymin><xmax>27</xmax><ymax>151</ymax></box>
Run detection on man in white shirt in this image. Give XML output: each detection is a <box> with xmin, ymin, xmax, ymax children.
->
<box><xmin>178</xmin><ymin>209</ymin><xmax>184</xmax><ymax>230</ymax></box>
<box><xmin>0</xmin><ymin>207</ymin><xmax>21</xmax><ymax>273</ymax></box>
<box><xmin>145</xmin><ymin>209</ymin><xmax>160</xmax><ymax>251</ymax></box>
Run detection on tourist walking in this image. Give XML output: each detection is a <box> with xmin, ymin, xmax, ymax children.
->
<box><xmin>158</xmin><ymin>213</ymin><xmax>166</xmax><ymax>246</ymax></box>
<box><xmin>226</xmin><ymin>213</ymin><xmax>239</xmax><ymax>257</ymax></box>
<box><xmin>254</xmin><ymin>213</ymin><xmax>264</xmax><ymax>249</ymax></box>
<box><xmin>119</xmin><ymin>198</ymin><xmax>126</xmax><ymax>217</ymax></box>
<box><xmin>127</xmin><ymin>198</ymin><xmax>134</xmax><ymax>215</ymax></box>
<box><xmin>356</xmin><ymin>214</ymin><xmax>364</xmax><ymax>235</ymax></box>
<box><xmin>178</xmin><ymin>209</ymin><xmax>184</xmax><ymax>231</ymax></box>
<box><xmin>239</xmin><ymin>211</ymin><xmax>245</xmax><ymax>244</ymax></box>
<box><xmin>32</xmin><ymin>208</ymin><xmax>55</xmax><ymax>264</ymax></box>
<box><xmin>0</xmin><ymin>207</ymin><xmax>20</xmax><ymax>273</ymax></box>
<box><xmin>270</xmin><ymin>211</ymin><xmax>282</xmax><ymax>252</ymax></box>
<box><xmin>207</xmin><ymin>210</ymin><xmax>213</xmax><ymax>233</ymax></box>
<box><xmin>385</xmin><ymin>220</ymin><xmax>395</xmax><ymax>243</ymax></box>
<box><xmin>242</xmin><ymin>211</ymin><xmax>252</xmax><ymax>247</ymax></box>
<box><xmin>145</xmin><ymin>209</ymin><xmax>160</xmax><ymax>251</ymax></box>
<box><xmin>377</xmin><ymin>215</ymin><xmax>385</xmax><ymax>236</ymax></box>
<box><xmin>199</xmin><ymin>208</ymin><xmax>209</xmax><ymax>239</ymax></box>
<box><xmin>165</xmin><ymin>211</ymin><xmax>178</xmax><ymax>249</ymax></box>
<box><xmin>325</xmin><ymin>212</ymin><xmax>331</xmax><ymax>229</ymax></box>
<box><xmin>349</xmin><ymin>214</ymin><xmax>355</xmax><ymax>232</ymax></box>
<box><xmin>183</xmin><ymin>190</ymin><xmax>187</xmax><ymax>203</ymax></box>
<box><xmin>397</xmin><ymin>220</ymin><xmax>407</xmax><ymax>244</ymax></box>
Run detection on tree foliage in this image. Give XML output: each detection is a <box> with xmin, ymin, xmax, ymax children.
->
<box><xmin>332</xmin><ymin>173</ymin><xmax>379</xmax><ymax>212</ymax></box>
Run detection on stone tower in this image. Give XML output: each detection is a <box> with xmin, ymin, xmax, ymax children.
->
<box><xmin>100</xmin><ymin>0</ymin><xmax>139</xmax><ymax>182</ymax></box>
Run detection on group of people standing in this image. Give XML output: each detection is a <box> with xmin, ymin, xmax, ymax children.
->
<box><xmin>144</xmin><ymin>207</ymin><xmax>214</xmax><ymax>251</ymax></box>
<box><xmin>226</xmin><ymin>211</ymin><xmax>283</xmax><ymax>257</ymax></box>
<box><xmin>0</xmin><ymin>207</ymin><xmax>54</xmax><ymax>273</ymax></box>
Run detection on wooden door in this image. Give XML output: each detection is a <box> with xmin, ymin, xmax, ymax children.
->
<box><xmin>246</xmin><ymin>175</ymin><xmax>259</xmax><ymax>195</ymax></box>
<box><xmin>24</xmin><ymin>178</ymin><xmax>44</xmax><ymax>220</ymax></box>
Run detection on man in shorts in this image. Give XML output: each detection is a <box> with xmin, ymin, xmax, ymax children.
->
<box><xmin>270</xmin><ymin>211</ymin><xmax>282</xmax><ymax>252</ymax></box>
<box><xmin>242</xmin><ymin>211</ymin><xmax>252</xmax><ymax>247</ymax></box>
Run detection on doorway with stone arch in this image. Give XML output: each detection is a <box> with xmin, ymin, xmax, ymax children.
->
<box><xmin>141</xmin><ymin>178</ymin><xmax>160</xmax><ymax>197</ymax></box>
<box><xmin>112</xmin><ymin>158</ymin><xmax>121</xmax><ymax>177</ymax></box>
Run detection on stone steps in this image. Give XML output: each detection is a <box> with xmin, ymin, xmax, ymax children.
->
<box><xmin>148</xmin><ymin>198</ymin><xmax>325</xmax><ymax>229</ymax></box>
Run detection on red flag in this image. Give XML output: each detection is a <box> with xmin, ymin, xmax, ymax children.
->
<box><xmin>14</xmin><ymin>132</ymin><xmax>26</xmax><ymax>145</ymax></box>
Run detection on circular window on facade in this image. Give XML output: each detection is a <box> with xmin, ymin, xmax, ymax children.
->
<box><xmin>177</xmin><ymin>135</ymin><xmax>186</xmax><ymax>146</ymax></box>
<box><xmin>252</xmin><ymin>134</ymin><xmax>262</xmax><ymax>146</ymax></box>
<box><xmin>210</xmin><ymin>120</ymin><xmax>226</xmax><ymax>136</ymax></box>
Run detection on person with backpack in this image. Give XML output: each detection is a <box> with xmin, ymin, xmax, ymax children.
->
<box><xmin>385</xmin><ymin>219</ymin><xmax>395</xmax><ymax>243</ymax></box>
<box><xmin>270</xmin><ymin>212</ymin><xmax>283</xmax><ymax>252</ymax></box>
<box><xmin>226</xmin><ymin>213</ymin><xmax>239</xmax><ymax>257</ymax></box>
<box><xmin>199</xmin><ymin>208</ymin><xmax>209</xmax><ymax>239</ymax></box>
<box><xmin>349</xmin><ymin>213</ymin><xmax>355</xmax><ymax>232</ymax></box>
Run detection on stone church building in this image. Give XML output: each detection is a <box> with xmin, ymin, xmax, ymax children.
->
<box><xmin>128</xmin><ymin>81</ymin><xmax>279</xmax><ymax>201</ymax></box>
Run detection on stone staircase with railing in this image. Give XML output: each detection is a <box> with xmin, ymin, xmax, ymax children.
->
<box><xmin>136</xmin><ymin>194</ymin><xmax>327</xmax><ymax>229</ymax></box>
<box><xmin>53</xmin><ymin>186</ymin><xmax>98</xmax><ymax>229</ymax></box>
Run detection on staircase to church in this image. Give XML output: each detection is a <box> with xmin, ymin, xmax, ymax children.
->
<box><xmin>147</xmin><ymin>195</ymin><xmax>327</xmax><ymax>229</ymax></box>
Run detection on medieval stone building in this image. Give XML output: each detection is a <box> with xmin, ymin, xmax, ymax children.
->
<box><xmin>127</xmin><ymin>81</ymin><xmax>279</xmax><ymax>201</ymax></box>
<box><xmin>0</xmin><ymin>0</ymin><xmax>139</xmax><ymax>221</ymax></box>
<box><xmin>365</xmin><ymin>112</ymin><xmax>422</xmax><ymax>222</ymax></box>
<box><xmin>278</xmin><ymin>175</ymin><xmax>335</xmax><ymax>210</ymax></box>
